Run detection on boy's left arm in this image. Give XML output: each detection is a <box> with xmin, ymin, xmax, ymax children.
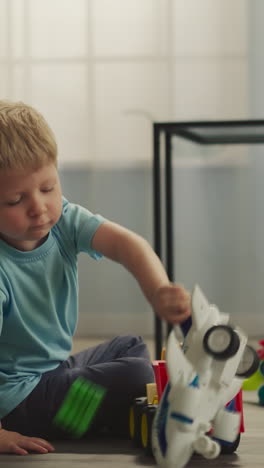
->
<box><xmin>92</xmin><ymin>221</ymin><xmax>191</xmax><ymax>324</ymax></box>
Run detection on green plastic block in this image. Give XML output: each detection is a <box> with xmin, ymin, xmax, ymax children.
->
<box><xmin>242</xmin><ymin>369</ymin><xmax>264</xmax><ymax>391</ymax></box>
<box><xmin>258</xmin><ymin>385</ymin><xmax>264</xmax><ymax>405</ymax></box>
<box><xmin>53</xmin><ymin>377</ymin><xmax>106</xmax><ymax>437</ymax></box>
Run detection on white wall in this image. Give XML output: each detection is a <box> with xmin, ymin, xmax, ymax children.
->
<box><xmin>0</xmin><ymin>0</ymin><xmax>249</xmax><ymax>168</ymax></box>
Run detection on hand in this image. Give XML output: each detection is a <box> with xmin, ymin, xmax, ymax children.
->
<box><xmin>0</xmin><ymin>428</ymin><xmax>55</xmax><ymax>455</ymax></box>
<box><xmin>151</xmin><ymin>283</ymin><xmax>191</xmax><ymax>324</ymax></box>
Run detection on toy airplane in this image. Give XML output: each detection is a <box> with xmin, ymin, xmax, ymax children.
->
<box><xmin>152</xmin><ymin>285</ymin><xmax>259</xmax><ymax>468</ymax></box>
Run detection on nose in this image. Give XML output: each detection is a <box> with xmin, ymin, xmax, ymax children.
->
<box><xmin>28</xmin><ymin>194</ymin><xmax>47</xmax><ymax>218</ymax></box>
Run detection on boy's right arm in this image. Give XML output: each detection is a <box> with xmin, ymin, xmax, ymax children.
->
<box><xmin>0</xmin><ymin>426</ymin><xmax>55</xmax><ymax>455</ymax></box>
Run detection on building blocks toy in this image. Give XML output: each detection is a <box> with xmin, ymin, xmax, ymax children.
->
<box><xmin>130</xmin><ymin>285</ymin><xmax>259</xmax><ymax>468</ymax></box>
<box><xmin>53</xmin><ymin>377</ymin><xmax>106</xmax><ymax>437</ymax></box>
<box><xmin>242</xmin><ymin>340</ymin><xmax>264</xmax><ymax>405</ymax></box>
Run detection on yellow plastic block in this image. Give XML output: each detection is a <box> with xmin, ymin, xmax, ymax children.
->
<box><xmin>242</xmin><ymin>369</ymin><xmax>264</xmax><ymax>391</ymax></box>
<box><xmin>146</xmin><ymin>382</ymin><xmax>158</xmax><ymax>404</ymax></box>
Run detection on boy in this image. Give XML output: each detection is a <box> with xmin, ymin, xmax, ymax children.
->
<box><xmin>0</xmin><ymin>101</ymin><xmax>191</xmax><ymax>455</ymax></box>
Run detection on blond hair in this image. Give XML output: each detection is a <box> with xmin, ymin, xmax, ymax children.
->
<box><xmin>0</xmin><ymin>100</ymin><xmax>57</xmax><ymax>170</ymax></box>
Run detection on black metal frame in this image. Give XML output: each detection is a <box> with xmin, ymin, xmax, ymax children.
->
<box><xmin>153</xmin><ymin>119</ymin><xmax>264</xmax><ymax>359</ymax></box>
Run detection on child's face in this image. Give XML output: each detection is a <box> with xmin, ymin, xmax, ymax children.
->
<box><xmin>0</xmin><ymin>163</ymin><xmax>62</xmax><ymax>251</ymax></box>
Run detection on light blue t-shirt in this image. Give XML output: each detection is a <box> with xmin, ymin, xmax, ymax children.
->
<box><xmin>0</xmin><ymin>197</ymin><xmax>105</xmax><ymax>419</ymax></box>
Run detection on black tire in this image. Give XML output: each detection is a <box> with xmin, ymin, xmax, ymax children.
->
<box><xmin>141</xmin><ymin>405</ymin><xmax>156</xmax><ymax>456</ymax></box>
<box><xmin>129</xmin><ymin>397</ymin><xmax>147</xmax><ymax>447</ymax></box>
<box><xmin>236</xmin><ymin>345</ymin><xmax>260</xmax><ymax>378</ymax></box>
<box><xmin>203</xmin><ymin>325</ymin><xmax>240</xmax><ymax>360</ymax></box>
<box><xmin>220</xmin><ymin>433</ymin><xmax>241</xmax><ymax>454</ymax></box>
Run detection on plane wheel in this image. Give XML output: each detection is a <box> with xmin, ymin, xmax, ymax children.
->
<box><xmin>220</xmin><ymin>433</ymin><xmax>241</xmax><ymax>454</ymax></box>
<box><xmin>236</xmin><ymin>345</ymin><xmax>259</xmax><ymax>378</ymax></box>
<box><xmin>203</xmin><ymin>325</ymin><xmax>240</xmax><ymax>360</ymax></box>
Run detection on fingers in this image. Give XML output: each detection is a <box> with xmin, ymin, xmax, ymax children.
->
<box><xmin>16</xmin><ymin>437</ymin><xmax>55</xmax><ymax>454</ymax></box>
<box><xmin>0</xmin><ymin>433</ymin><xmax>55</xmax><ymax>455</ymax></box>
<box><xmin>8</xmin><ymin>443</ymin><xmax>28</xmax><ymax>456</ymax></box>
<box><xmin>153</xmin><ymin>283</ymin><xmax>192</xmax><ymax>324</ymax></box>
<box><xmin>167</xmin><ymin>305</ymin><xmax>191</xmax><ymax>324</ymax></box>
<box><xmin>29</xmin><ymin>438</ymin><xmax>55</xmax><ymax>452</ymax></box>
<box><xmin>161</xmin><ymin>302</ymin><xmax>191</xmax><ymax>324</ymax></box>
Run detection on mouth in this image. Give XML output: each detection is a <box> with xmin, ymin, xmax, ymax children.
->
<box><xmin>31</xmin><ymin>222</ymin><xmax>50</xmax><ymax>230</ymax></box>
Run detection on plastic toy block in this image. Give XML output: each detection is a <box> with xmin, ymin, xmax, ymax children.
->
<box><xmin>146</xmin><ymin>383</ymin><xmax>158</xmax><ymax>405</ymax></box>
<box><xmin>152</xmin><ymin>360</ymin><xmax>167</xmax><ymax>400</ymax></box>
<box><xmin>53</xmin><ymin>377</ymin><xmax>106</xmax><ymax>437</ymax></box>
<box><xmin>242</xmin><ymin>341</ymin><xmax>264</xmax><ymax>404</ymax></box>
<box><xmin>243</xmin><ymin>367</ymin><xmax>264</xmax><ymax>391</ymax></box>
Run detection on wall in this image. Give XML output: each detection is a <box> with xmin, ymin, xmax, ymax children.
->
<box><xmin>60</xmin><ymin>167</ymin><xmax>154</xmax><ymax>337</ymax></box>
<box><xmin>1</xmin><ymin>0</ymin><xmax>261</xmax><ymax>338</ymax></box>
<box><xmin>248</xmin><ymin>0</ymin><xmax>264</xmax><ymax>334</ymax></box>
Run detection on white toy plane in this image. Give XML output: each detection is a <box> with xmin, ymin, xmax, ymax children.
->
<box><xmin>152</xmin><ymin>285</ymin><xmax>259</xmax><ymax>468</ymax></box>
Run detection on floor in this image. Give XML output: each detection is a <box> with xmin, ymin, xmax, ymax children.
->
<box><xmin>1</xmin><ymin>337</ymin><xmax>263</xmax><ymax>468</ymax></box>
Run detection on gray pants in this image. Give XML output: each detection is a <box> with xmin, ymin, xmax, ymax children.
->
<box><xmin>2</xmin><ymin>335</ymin><xmax>154</xmax><ymax>440</ymax></box>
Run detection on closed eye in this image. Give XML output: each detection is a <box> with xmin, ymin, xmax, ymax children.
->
<box><xmin>41</xmin><ymin>187</ymin><xmax>54</xmax><ymax>193</ymax></box>
<box><xmin>7</xmin><ymin>198</ymin><xmax>21</xmax><ymax>206</ymax></box>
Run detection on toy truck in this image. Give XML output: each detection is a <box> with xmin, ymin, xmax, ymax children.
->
<box><xmin>129</xmin><ymin>285</ymin><xmax>259</xmax><ymax>468</ymax></box>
